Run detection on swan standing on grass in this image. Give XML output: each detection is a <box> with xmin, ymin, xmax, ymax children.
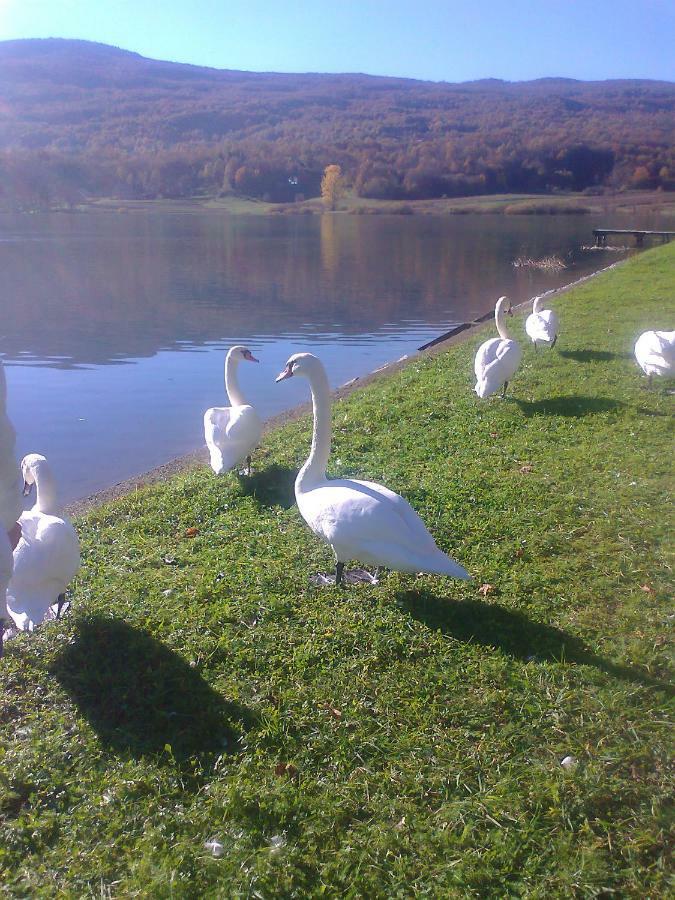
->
<box><xmin>276</xmin><ymin>352</ymin><xmax>470</xmax><ymax>585</ymax></box>
<box><xmin>634</xmin><ymin>330</ymin><xmax>675</xmax><ymax>386</ymax></box>
<box><xmin>525</xmin><ymin>295</ymin><xmax>559</xmax><ymax>350</ymax></box>
<box><xmin>6</xmin><ymin>454</ymin><xmax>80</xmax><ymax>632</ymax></box>
<box><xmin>204</xmin><ymin>346</ymin><xmax>262</xmax><ymax>474</ymax></box>
<box><xmin>474</xmin><ymin>296</ymin><xmax>522</xmax><ymax>398</ymax></box>
<box><xmin>0</xmin><ymin>361</ymin><xmax>22</xmax><ymax>657</ymax></box>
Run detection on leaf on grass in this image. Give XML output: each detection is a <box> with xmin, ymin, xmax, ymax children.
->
<box><xmin>640</xmin><ymin>584</ymin><xmax>655</xmax><ymax>594</ymax></box>
<box><xmin>478</xmin><ymin>583</ymin><xmax>494</xmax><ymax>596</ymax></box>
<box><xmin>519</xmin><ymin>464</ymin><xmax>533</xmax><ymax>474</ymax></box>
<box><xmin>185</xmin><ymin>527</ymin><xmax>199</xmax><ymax>538</ymax></box>
<box><xmin>325</xmin><ymin>705</ymin><xmax>342</xmax><ymax>720</ymax></box>
<box><xmin>514</xmin><ymin>548</ymin><xmax>524</xmax><ymax>558</ymax></box>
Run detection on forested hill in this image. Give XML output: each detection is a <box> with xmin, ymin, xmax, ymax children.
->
<box><xmin>1</xmin><ymin>38</ymin><xmax>674</xmax><ymax>207</ymax></box>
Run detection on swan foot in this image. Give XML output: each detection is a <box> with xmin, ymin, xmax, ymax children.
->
<box><xmin>55</xmin><ymin>593</ymin><xmax>67</xmax><ymax>619</ymax></box>
<box><xmin>309</xmin><ymin>565</ymin><xmax>379</xmax><ymax>588</ymax></box>
<box><xmin>237</xmin><ymin>455</ymin><xmax>254</xmax><ymax>477</ymax></box>
<box><xmin>551</xmin><ymin>335</ymin><xmax>558</xmax><ymax>349</ymax></box>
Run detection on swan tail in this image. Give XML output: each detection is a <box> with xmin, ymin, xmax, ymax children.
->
<box><xmin>421</xmin><ymin>553</ymin><xmax>471</xmax><ymax>580</ymax></box>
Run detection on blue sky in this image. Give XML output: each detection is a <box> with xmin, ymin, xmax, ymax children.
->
<box><xmin>1</xmin><ymin>0</ymin><xmax>674</xmax><ymax>82</ymax></box>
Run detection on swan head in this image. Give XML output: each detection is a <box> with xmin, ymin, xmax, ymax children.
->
<box><xmin>496</xmin><ymin>296</ymin><xmax>513</xmax><ymax>317</ymax></box>
<box><xmin>229</xmin><ymin>346</ymin><xmax>259</xmax><ymax>364</ymax></box>
<box><xmin>276</xmin><ymin>352</ymin><xmax>323</xmax><ymax>383</ymax></box>
<box><xmin>21</xmin><ymin>453</ymin><xmax>49</xmax><ymax>496</ymax></box>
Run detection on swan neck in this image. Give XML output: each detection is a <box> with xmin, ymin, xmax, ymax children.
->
<box><xmin>297</xmin><ymin>366</ymin><xmax>332</xmax><ymax>491</ymax></box>
<box><xmin>532</xmin><ymin>296</ymin><xmax>543</xmax><ymax>314</ymax></box>
<box><xmin>34</xmin><ymin>466</ymin><xmax>59</xmax><ymax>516</ymax></box>
<box><xmin>225</xmin><ymin>351</ymin><xmax>246</xmax><ymax>407</ymax></box>
<box><xmin>496</xmin><ymin>303</ymin><xmax>510</xmax><ymax>340</ymax></box>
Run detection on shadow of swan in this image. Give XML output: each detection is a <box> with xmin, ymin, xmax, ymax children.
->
<box><xmin>515</xmin><ymin>396</ymin><xmax>623</xmax><ymax>417</ymax></box>
<box><xmin>559</xmin><ymin>349</ymin><xmax>631</xmax><ymax>363</ymax></box>
<box><xmin>398</xmin><ymin>589</ymin><xmax>672</xmax><ymax>694</ymax></box>
<box><xmin>51</xmin><ymin>616</ymin><xmax>256</xmax><ymax>763</ymax></box>
<box><xmin>237</xmin><ymin>464</ymin><xmax>297</xmax><ymax>509</ymax></box>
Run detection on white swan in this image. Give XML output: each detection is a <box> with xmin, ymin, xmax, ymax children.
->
<box><xmin>634</xmin><ymin>330</ymin><xmax>675</xmax><ymax>386</ymax></box>
<box><xmin>0</xmin><ymin>361</ymin><xmax>22</xmax><ymax>656</ymax></box>
<box><xmin>204</xmin><ymin>346</ymin><xmax>263</xmax><ymax>474</ymax></box>
<box><xmin>474</xmin><ymin>296</ymin><xmax>522</xmax><ymax>399</ymax></box>
<box><xmin>525</xmin><ymin>295</ymin><xmax>559</xmax><ymax>350</ymax></box>
<box><xmin>276</xmin><ymin>352</ymin><xmax>470</xmax><ymax>585</ymax></box>
<box><xmin>7</xmin><ymin>454</ymin><xmax>80</xmax><ymax>631</ymax></box>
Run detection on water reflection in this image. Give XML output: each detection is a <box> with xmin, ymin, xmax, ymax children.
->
<box><xmin>0</xmin><ymin>210</ymin><xmax>655</xmax><ymax>501</ymax></box>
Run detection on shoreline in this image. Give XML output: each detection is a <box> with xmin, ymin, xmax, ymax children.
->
<box><xmin>65</xmin><ymin>256</ymin><xmax>626</xmax><ymax>518</ymax></box>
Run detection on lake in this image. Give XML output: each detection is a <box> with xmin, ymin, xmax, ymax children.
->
<box><xmin>0</xmin><ymin>209</ymin><xmax>662</xmax><ymax>503</ymax></box>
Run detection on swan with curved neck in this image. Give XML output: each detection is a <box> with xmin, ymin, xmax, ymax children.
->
<box><xmin>525</xmin><ymin>295</ymin><xmax>559</xmax><ymax>350</ymax></box>
<box><xmin>204</xmin><ymin>346</ymin><xmax>263</xmax><ymax>474</ymax></box>
<box><xmin>474</xmin><ymin>296</ymin><xmax>522</xmax><ymax>399</ymax></box>
<box><xmin>6</xmin><ymin>454</ymin><xmax>80</xmax><ymax>631</ymax></box>
<box><xmin>276</xmin><ymin>352</ymin><xmax>469</xmax><ymax>585</ymax></box>
<box><xmin>634</xmin><ymin>329</ymin><xmax>675</xmax><ymax>387</ymax></box>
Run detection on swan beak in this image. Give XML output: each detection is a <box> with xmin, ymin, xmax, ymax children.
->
<box><xmin>22</xmin><ymin>480</ymin><xmax>33</xmax><ymax>497</ymax></box>
<box><xmin>244</xmin><ymin>350</ymin><xmax>259</xmax><ymax>363</ymax></box>
<box><xmin>275</xmin><ymin>364</ymin><xmax>294</xmax><ymax>382</ymax></box>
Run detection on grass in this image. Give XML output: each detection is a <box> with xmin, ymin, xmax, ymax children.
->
<box><xmin>1</xmin><ymin>244</ymin><xmax>674</xmax><ymax>897</ymax></box>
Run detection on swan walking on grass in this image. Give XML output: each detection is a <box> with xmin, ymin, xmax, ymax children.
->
<box><xmin>474</xmin><ymin>296</ymin><xmax>522</xmax><ymax>398</ymax></box>
<box><xmin>276</xmin><ymin>352</ymin><xmax>470</xmax><ymax>586</ymax></box>
<box><xmin>7</xmin><ymin>454</ymin><xmax>80</xmax><ymax>632</ymax></box>
<box><xmin>525</xmin><ymin>295</ymin><xmax>559</xmax><ymax>350</ymax></box>
<box><xmin>204</xmin><ymin>346</ymin><xmax>262</xmax><ymax>474</ymax></box>
<box><xmin>0</xmin><ymin>361</ymin><xmax>22</xmax><ymax>657</ymax></box>
<box><xmin>634</xmin><ymin>330</ymin><xmax>675</xmax><ymax>387</ymax></box>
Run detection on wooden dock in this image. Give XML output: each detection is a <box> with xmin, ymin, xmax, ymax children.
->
<box><xmin>593</xmin><ymin>228</ymin><xmax>675</xmax><ymax>247</ymax></box>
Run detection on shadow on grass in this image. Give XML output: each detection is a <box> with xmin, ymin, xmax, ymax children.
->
<box><xmin>51</xmin><ymin>616</ymin><xmax>256</xmax><ymax>764</ymax></box>
<box><xmin>559</xmin><ymin>349</ymin><xmax>631</xmax><ymax>363</ymax></box>
<box><xmin>399</xmin><ymin>590</ymin><xmax>672</xmax><ymax>694</ymax></box>
<box><xmin>238</xmin><ymin>464</ymin><xmax>297</xmax><ymax>509</ymax></box>
<box><xmin>515</xmin><ymin>396</ymin><xmax>622</xmax><ymax>417</ymax></box>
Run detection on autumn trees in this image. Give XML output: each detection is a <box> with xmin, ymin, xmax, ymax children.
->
<box><xmin>321</xmin><ymin>165</ymin><xmax>344</xmax><ymax>210</ymax></box>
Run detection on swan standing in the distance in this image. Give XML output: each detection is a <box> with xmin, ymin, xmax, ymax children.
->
<box><xmin>276</xmin><ymin>352</ymin><xmax>470</xmax><ymax>585</ymax></box>
<box><xmin>7</xmin><ymin>454</ymin><xmax>80</xmax><ymax>632</ymax></box>
<box><xmin>474</xmin><ymin>296</ymin><xmax>522</xmax><ymax>399</ymax></box>
<box><xmin>634</xmin><ymin>330</ymin><xmax>675</xmax><ymax>386</ymax></box>
<box><xmin>525</xmin><ymin>295</ymin><xmax>559</xmax><ymax>350</ymax></box>
<box><xmin>0</xmin><ymin>361</ymin><xmax>22</xmax><ymax>657</ymax></box>
<box><xmin>204</xmin><ymin>346</ymin><xmax>263</xmax><ymax>474</ymax></box>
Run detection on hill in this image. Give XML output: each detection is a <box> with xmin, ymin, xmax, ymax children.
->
<box><xmin>0</xmin><ymin>38</ymin><xmax>674</xmax><ymax>207</ymax></box>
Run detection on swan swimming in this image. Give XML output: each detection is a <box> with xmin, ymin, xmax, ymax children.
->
<box><xmin>276</xmin><ymin>352</ymin><xmax>470</xmax><ymax>585</ymax></box>
<box><xmin>474</xmin><ymin>296</ymin><xmax>522</xmax><ymax>399</ymax></box>
<box><xmin>7</xmin><ymin>454</ymin><xmax>80</xmax><ymax>632</ymax></box>
<box><xmin>204</xmin><ymin>346</ymin><xmax>263</xmax><ymax>474</ymax></box>
<box><xmin>634</xmin><ymin>330</ymin><xmax>675</xmax><ymax>386</ymax></box>
<box><xmin>525</xmin><ymin>295</ymin><xmax>559</xmax><ymax>350</ymax></box>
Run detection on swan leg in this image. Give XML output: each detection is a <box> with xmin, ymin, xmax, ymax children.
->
<box><xmin>335</xmin><ymin>561</ymin><xmax>345</xmax><ymax>586</ymax></box>
<box><xmin>647</xmin><ymin>374</ymin><xmax>653</xmax><ymax>389</ymax></box>
<box><xmin>501</xmin><ymin>381</ymin><xmax>508</xmax><ymax>399</ymax></box>
<box><xmin>0</xmin><ymin>622</ymin><xmax>4</xmax><ymax>658</ymax></box>
<box><xmin>246</xmin><ymin>454</ymin><xmax>252</xmax><ymax>476</ymax></box>
<box><xmin>55</xmin><ymin>593</ymin><xmax>67</xmax><ymax>619</ymax></box>
<box><xmin>551</xmin><ymin>335</ymin><xmax>557</xmax><ymax>349</ymax></box>
<box><xmin>533</xmin><ymin>340</ymin><xmax>538</xmax><ymax>352</ymax></box>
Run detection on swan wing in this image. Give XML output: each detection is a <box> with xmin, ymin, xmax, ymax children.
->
<box><xmin>474</xmin><ymin>338</ymin><xmax>501</xmax><ymax>379</ymax></box>
<box><xmin>475</xmin><ymin>339</ymin><xmax>521</xmax><ymax>397</ymax></box>
<box><xmin>204</xmin><ymin>405</ymin><xmax>262</xmax><ymax>472</ymax></box>
<box><xmin>635</xmin><ymin>330</ymin><xmax>675</xmax><ymax>375</ymax></box>
<box><xmin>526</xmin><ymin>311</ymin><xmax>558</xmax><ymax>342</ymax></box>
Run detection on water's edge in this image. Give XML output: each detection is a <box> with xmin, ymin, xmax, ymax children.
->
<box><xmin>65</xmin><ymin>258</ymin><xmax>625</xmax><ymax>518</ymax></box>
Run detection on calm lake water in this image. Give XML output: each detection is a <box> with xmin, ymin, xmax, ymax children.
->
<box><xmin>0</xmin><ymin>209</ymin><xmax>665</xmax><ymax>503</ymax></box>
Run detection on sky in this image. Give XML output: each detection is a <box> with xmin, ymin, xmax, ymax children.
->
<box><xmin>0</xmin><ymin>0</ymin><xmax>674</xmax><ymax>83</ymax></box>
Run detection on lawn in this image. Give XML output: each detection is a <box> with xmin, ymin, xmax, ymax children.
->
<box><xmin>1</xmin><ymin>243</ymin><xmax>673</xmax><ymax>897</ymax></box>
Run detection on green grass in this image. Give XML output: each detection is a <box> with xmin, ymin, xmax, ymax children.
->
<box><xmin>1</xmin><ymin>245</ymin><xmax>674</xmax><ymax>897</ymax></box>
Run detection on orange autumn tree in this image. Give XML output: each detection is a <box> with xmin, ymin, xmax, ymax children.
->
<box><xmin>321</xmin><ymin>164</ymin><xmax>344</xmax><ymax>210</ymax></box>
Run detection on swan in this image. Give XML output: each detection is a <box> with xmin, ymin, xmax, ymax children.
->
<box><xmin>276</xmin><ymin>352</ymin><xmax>470</xmax><ymax>585</ymax></box>
<box><xmin>525</xmin><ymin>295</ymin><xmax>559</xmax><ymax>350</ymax></box>
<box><xmin>0</xmin><ymin>360</ymin><xmax>22</xmax><ymax>657</ymax></box>
<box><xmin>6</xmin><ymin>454</ymin><xmax>80</xmax><ymax>632</ymax></box>
<box><xmin>204</xmin><ymin>346</ymin><xmax>263</xmax><ymax>474</ymax></box>
<box><xmin>474</xmin><ymin>296</ymin><xmax>522</xmax><ymax>399</ymax></box>
<box><xmin>634</xmin><ymin>330</ymin><xmax>675</xmax><ymax>386</ymax></box>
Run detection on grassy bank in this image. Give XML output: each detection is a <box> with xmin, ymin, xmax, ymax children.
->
<box><xmin>1</xmin><ymin>245</ymin><xmax>674</xmax><ymax>897</ymax></box>
<box><xmin>82</xmin><ymin>189</ymin><xmax>675</xmax><ymax>220</ymax></box>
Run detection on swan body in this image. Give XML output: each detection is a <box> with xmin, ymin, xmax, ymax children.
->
<box><xmin>204</xmin><ymin>346</ymin><xmax>262</xmax><ymax>474</ymax></box>
<box><xmin>634</xmin><ymin>330</ymin><xmax>675</xmax><ymax>382</ymax></box>
<box><xmin>0</xmin><ymin>361</ymin><xmax>21</xmax><ymax>655</ymax></box>
<box><xmin>7</xmin><ymin>454</ymin><xmax>80</xmax><ymax>631</ymax></box>
<box><xmin>276</xmin><ymin>353</ymin><xmax>469</xmax><ymax>582</ymax></box>
<box><xmin>525</xmin><ymin>295</ymin><xmax>559</xmax><ymax>349</ymax></box>
<box><xmin>474</xmin><ymin>296</ymin><xmax>522</xmax><ymax>398</ymax></box>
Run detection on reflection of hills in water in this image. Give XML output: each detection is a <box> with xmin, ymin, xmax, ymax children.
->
<box><xmin>1</xmin><ymin>212</ymin><xmax>615</xmax><ymax>368</ymax></box>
